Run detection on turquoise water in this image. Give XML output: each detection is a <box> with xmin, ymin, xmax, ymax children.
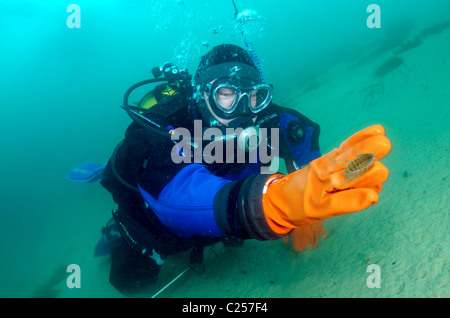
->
<box><xmin>0</xmin><ymin>0</ymin><xmax>448</xmax><ymax>298</ymax></box>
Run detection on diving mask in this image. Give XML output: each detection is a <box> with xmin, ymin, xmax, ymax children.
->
<box><xmin>205</xmin><ymin>78</ymin><xmax>273</xmax><ymax>119</ymax></box>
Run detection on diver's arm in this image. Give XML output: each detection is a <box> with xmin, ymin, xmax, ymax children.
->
<box><xmin>138</xmin><ymin>126</ymin><xmax>391</xmax><ymax>241</ymax></box>
<box><xmin>137</xmin><ymin>162</ymin><xmax>282</xmax><ymax>240</ymax></box>
<box><xmin>138</xmin><ymin>164</ymin><xmax>231</xmax><ymax>237</ymax></box>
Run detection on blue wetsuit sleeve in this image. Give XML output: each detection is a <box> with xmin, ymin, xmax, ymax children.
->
<box><xmin>138</xmin><ymin>164</ymin><xmax>232</xmax><ymax>238</ymax></box>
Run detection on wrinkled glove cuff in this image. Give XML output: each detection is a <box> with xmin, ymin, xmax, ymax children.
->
<box><xmin>214</xmin><ymin>174</ymin><xmax>285</xmax><ymax>241</ymax></box>
<box><xmin>239</xmin><ymin>174</ymin><xmax>286</xmax><ymax>240</ymax></box>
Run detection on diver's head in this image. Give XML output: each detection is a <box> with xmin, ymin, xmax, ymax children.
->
<box><xmin>194</xmin><ymin>44</ymin><xmax>272</xmax><ymax>128</ymax></box>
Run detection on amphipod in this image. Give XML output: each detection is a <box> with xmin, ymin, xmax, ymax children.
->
<box><xmin>332</xmin><ymin>151</ymin><xmax>377</xmax><ymax>190</ymax></box>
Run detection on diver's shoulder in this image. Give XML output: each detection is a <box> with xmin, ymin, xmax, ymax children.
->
<box><xmin>269</xmin><ymin>103</ymin><xmax>320</xmax><ymax>128</ymax></box>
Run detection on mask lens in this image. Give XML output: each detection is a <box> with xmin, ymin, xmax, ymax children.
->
<box><xmin>210</xmin><ymin>82</ymin><xmax>272</xmax><ymax>116</ymax></box>
<box><xmin>216</xmin><ymin>87</ymin><xmax>236</xmax><ymax>108</ymax></box>
<box><xmin>213</xmin><ymin>85</ymin><xmax>238</xmax><ymax>113</ymax></box>
<box><xmin>249</xmin><ymin>85</ymin><xmax>272</xmax><ymax>112</ymax></box>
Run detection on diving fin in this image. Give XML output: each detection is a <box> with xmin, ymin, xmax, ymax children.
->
<box><xmin>66</xmin><ymin>163</ymin><xmax>106</xmax><ymax>183</ymax></box>
<box><xmin>94</xmin><ymin>217</ymin><xmax>121</xmax><ymax>257</ymax></box>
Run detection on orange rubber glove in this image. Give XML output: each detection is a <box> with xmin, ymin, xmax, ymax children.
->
<box><xmin>263</xmin><ymin>125</ymin><xmax>391</xmax><ymax>235</ymax></box>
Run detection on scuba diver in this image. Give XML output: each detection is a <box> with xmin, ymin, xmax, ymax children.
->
<box><xmin>97</xmin><ymin>44</ymin><xmax>391</xmax><ymax>295</ymax></box>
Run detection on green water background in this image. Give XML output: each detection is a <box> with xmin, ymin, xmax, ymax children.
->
<box><xmin>0</xmin><ymin>0</ymin><xmax>448</xmax><ymax>297</ymax></box>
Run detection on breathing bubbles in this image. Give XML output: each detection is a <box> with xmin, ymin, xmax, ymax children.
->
<box><xmin>235</xmin><ymin>9</ymin><xmax>266</xmax><ymax>39</ymax></box>
<box><xmin>172</xmin><ymin>32</ymin><xmax>204</xmax><ymax>71</ymax></box>
<box><xmin>236</xmin><ymin>9</ymin><xmax>259</xmax><ymax>24</ymax></box>
<box><xmin>209</xmin><ymin>25</ymin><xmax>224</xmax><ymax>35</ymax></box>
